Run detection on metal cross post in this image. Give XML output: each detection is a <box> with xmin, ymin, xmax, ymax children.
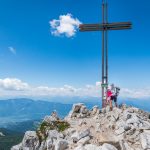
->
<box><xmin>79</xmin><ymin>0</ymin><xmax>132</xmax><ymax>108</ymax></box>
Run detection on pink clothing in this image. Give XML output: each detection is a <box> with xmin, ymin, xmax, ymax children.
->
<box><xmin>107</xmin><ymin>90</ymin><xmax>112</xmax><ymax>98</ymax></box>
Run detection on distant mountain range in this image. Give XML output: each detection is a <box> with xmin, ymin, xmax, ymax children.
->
<box><xmin>0</xmin><ymin>98</ymin><xmax>149</xmax><ymax>129</ymax></box>
<box><xmin>0</xmin><ymin>98</ymin><xmax>72</xmax><ymax>127</ymax></box>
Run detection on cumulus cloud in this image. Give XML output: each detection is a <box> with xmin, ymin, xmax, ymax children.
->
<box><xmin>0</xmin><ymin>78</ymin><xmax>149</xmax><ymax>99</ymax></box>
<box><xmin>49</xmin><ymin>13</ymin><xmax>82</xmax><ymax>37</ymax></box>
<box><xmin>30</xmin><ymin>82</ymin><xmax>101</xmax><ymax>97</ymax></box>
<box><xmin>8</xmin><ymin>47</ymin><xmax>16</xmax><ymax>54</ymax></box>
<box><xmin>0</xmin><ymin>78</ymin><xmax>29</xmax><ymax>91</ymax></box>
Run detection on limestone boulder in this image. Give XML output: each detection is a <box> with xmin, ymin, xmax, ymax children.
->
<box><xmin>71</xmin><ymin>128</ymin><xmax>90</xmax><ymax>142</ymax></box>
<box><xmin>22</xmin><ymin>131</ymin><xmax>39</xmax><ymax>149</ymax></box>
<box><xmin>55</xmin><ymin>139</ymin><xmax>68</xmax><ymax>150</ymax></box>
<box><xmin>101</xmin><ymin>143</ymin><xmax>118</xmax><ymax>150</ymax></box>
<box><xmin>140</xmin><ymin>130</ymin><xmax>150</xmax><ymax>149</ymax></box>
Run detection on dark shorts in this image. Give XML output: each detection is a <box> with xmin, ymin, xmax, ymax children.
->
<box><xmin>111</xmin><ymin>95</ymin><xmax>117</xmax><ymax>102</ymax></box>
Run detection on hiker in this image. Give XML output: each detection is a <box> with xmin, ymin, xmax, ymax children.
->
<box><xmin>111</xmin><ymin>84</ymin><xmax>120</xmax><ymax>107</ymax></box>
<box><xmin>106</xmin><ymin>86</ymin><xmax>113</xmax><ymax>111</ymax></box>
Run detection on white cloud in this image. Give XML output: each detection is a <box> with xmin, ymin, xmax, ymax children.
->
<box><xmin>0</xmin><ymin>78</ymin><xmax>29</xmax><ymax>91</ymax></box>
<box><xmin>0</xmin><ymin>78</ymin><xmax>150</xmax><ymax>99</ymax></box>
<box><xmin>120</xmin><ymin>88</ymin><xmax>150</xmax><ymax>99</ymax></box>
<box><xmin>49</xmin><ymin>13</ymin><xmax>82</xmax><ymax>37</ymax></box>
<box><xmin>8</xmin><ymin>47</ymin><xmax>16</xmax><ymax>54</ymax></box>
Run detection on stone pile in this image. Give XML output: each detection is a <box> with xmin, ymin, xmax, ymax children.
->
<box><xmin>11</xmin><ymin>103</ymin><xmax>150</xmax><ymax>150</ymax></box>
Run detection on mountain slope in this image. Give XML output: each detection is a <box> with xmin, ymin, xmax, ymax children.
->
<box><xmin>0</xmin><ymin>99</ymin><xmax>72</xmax><ymax>127</ymax></box>
<box><xmin>0</xmin><ymin>128</ymin><xmax>23</xmax><ymax>150</ymax></box>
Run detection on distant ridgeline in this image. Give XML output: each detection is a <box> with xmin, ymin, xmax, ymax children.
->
<box><xmin>0</xmin><ymin>98</ymin><xmax>149</xmax><ymax>127</ymax></box>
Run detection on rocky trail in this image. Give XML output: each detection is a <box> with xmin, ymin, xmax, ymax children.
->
<box><xmin>11</xmin><ymin>103</ymin><xmax>150</xmax><ymax>150</ymax></box>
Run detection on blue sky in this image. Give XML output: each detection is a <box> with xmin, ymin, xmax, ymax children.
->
<box><xmin>0</xmin><ymin>0</ymin><xmax>150</xmax><ymax>99</ymax></box>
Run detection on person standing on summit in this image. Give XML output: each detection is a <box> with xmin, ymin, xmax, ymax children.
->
<box><xmin>106</xmin><ymin>86</ymin><xmax>113</xmax><ymax>110</ymax></box>
<box><xmin>106</xmin><ymin>84</ymin><xmax>120</xmax><ymax>110</ymax></box>
<box><xmin>110</xmin><ymin>84</ymin><xmax>120</xmax><ymax>107</ymax></box>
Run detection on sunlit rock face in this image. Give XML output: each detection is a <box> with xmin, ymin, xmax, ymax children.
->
<box><xmin>11</xmin><ymin>103</ymin><xmax>150</xmax><ymax>150</ymax></box>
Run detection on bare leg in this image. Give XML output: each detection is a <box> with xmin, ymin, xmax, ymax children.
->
<box><xmin>109</xmin><ymin>100</ymin><xmax>113</xmax><ymax>111</ymax></box>
<box><xmin>106</xmin><ymin>98</ymin><xmax>109</xmax><ymax>106</ymax></box>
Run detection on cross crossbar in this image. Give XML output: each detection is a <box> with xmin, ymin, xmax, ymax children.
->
<box><xmin>79</xmin><ymin>22</ymin><xmax>132</xmax><ymax>31</ymax></box>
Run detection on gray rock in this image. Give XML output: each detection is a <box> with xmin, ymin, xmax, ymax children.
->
<box><xmin>71</xmin><ymin>132</ymin><xmax>80</xmax><ymax>143</ymax></box>
<box><xmin>48</xmin><ymin>130</ymin><xmax>59</xmax><ymax>139</ymax></box>
<box><xmin>74</xmin><ymin>145</ymin><xmax>86</xmax><ymax>150</ymax></box>
<box><xmin>38</xmin><ymin>141</ymin><xmax>46</xmax><ymax>150</ymax></box>
<box><xmin>55</xmin><ymin>139</ymin><xmax>68</xmax><ymax>150</ymax></box>
<box><xmin>126</xmin><ymin>130</ymin><xmax>140</xmax><ymax>143</ymax></box>
<box><xmin>71</xmin><ymin>129</ymin><xmax>90</xmax><ymax>142</ymax></box>
<box><xmin>116</xmin><ymin>120</ymin><xmax>126</xmax><ymax>129</ymax></box>
<box><xmin>140</xmin><ymin>120</ymin><xmax>150</xmax><ymax>130</ymax></box>
<box><xmin>47</xmin><ymin>130</ymin><xmax>64</xmax><ymax>141</ymax></box>
<box><xmin>140</xmin><ymin>130</ymin><xmax>150</xmax><ymax>149</ymax></box>
<box><xmin>126</xmin><ymin>114</ymin><xmax>141</xmax><ymax>125</ymax></box>
<box><xmin>22</xmin><ymin>131</ymin><xmax>39</xmax><ymax>149</ymax></box>
<box><xmin>121</xmin><ymin>104</ymin><xmax>127</xmax><ymax>110</ymax></box>
<box><xmin>127</xmin><ymin>114</ymin><xmax>132</xmax><ymax>120</ymax></box>
<box><xmin>43</xmin><ymin>115</ymin><xmax>58</xmax><ymax>123</ymax></box>
<box><xmin>126</xmin><ymin>108</ymin><xmax>135</xmax><ymax>113</ymax></box>
<box><xmin>78</xmin><ymin>113</ymin><xmax>88</xmax><ymax>118</ymax></box>
<box><xmin>68</xmin><ymin>111</ymin><xmax>77</xmax><ymax>118</ymax></box>
<box><xmin>95</xmin><ymin>122</ymin><xmax>101</xmax><ymax>132</ymax></box>
<box><xmin>72</xmin><ymin>103</ymin><xmax>84</xmax><ymax>113</ymax></box>
<box><xmin>67</xmin><ymin>103</ymin><xmax>86</xmax><ymax>118</ymax></box>
<box><xmin>115</xmin><ymin>127</ymin><xmax>125</xmax><ymax>135</ymax></box>
<box><xmin>124</xmin><ymin>125</ymin><xmax>131</xmax><ymax>131</ymax></box>
<box><xmin>45</xmin><ymin>139</ymin><xmax>55</xmax><ymax>150</ymax></box>
<box><xmin>101</xmin><ymin>108</ymin><xmax>106</xmax><ymax>114</ymax></box>
<box><xmin>78</xmin><ymin>129</ymin><xmax>90</xmax><ymax>140</ymax></box>
<box><xmin>84</xmin><ymin>144</ymin><xmax>102</xmax><ymax>150</ymax></box>
<box><xmin>105</xmin><ymin>105</ymin><xmax>110</xmax><ymax>113</ymax></box>
<box><xmin>119</xmin><ymin>140</ymin><xmax>134</xmax><ymax>150</ymax></box>
<box><xmin>80</xmin><ymin>106</ymin><xmax>89</xmax><ymax>114</ymax></box>
<box><xmin>101</xmin><ymin>143</ymin><xmax>118</xmax><ymax>150</ymax></box>
<box><xmin>91</xmin><ymin>106</ymin><xmax>100</xmax><ymax>115</ymax></box>
<box><xmin>65</xmin><ymin>128</ymin><xmax>76</xmax><ymax>136</ymax></box>
<box><xmin>78</xmin><ymin>136</ymin><xmax>90</xmax><ymax>145</ymax></box>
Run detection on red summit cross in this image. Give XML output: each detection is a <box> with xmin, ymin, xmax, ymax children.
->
<box><xmin>79</xmin><ymin>0</ymin><xmax>132</xmax><ymax>108</ymax></box>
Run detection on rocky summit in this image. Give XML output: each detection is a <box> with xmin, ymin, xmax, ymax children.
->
<box><xmin>11</xmin><ymin>103</ymin><xmax>150</xmax><ymax>150</ymax></box>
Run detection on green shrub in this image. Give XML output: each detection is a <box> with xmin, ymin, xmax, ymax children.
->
<box><xmin>36</xmin><ymin>120</ymin><xmax>70</xmax><ymax>143</ymax></box>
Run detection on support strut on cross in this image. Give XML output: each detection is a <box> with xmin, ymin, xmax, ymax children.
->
<box><xmin>79</xmin><ymin>0</ymin><xmax>132</xmax><ymax>108</ymax></box>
